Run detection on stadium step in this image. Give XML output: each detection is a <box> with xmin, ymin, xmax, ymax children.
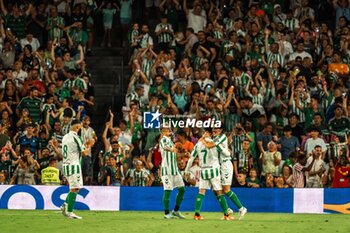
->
<box><xmin>87</xmin><ymin>45</ymin><xmax>129</xmax><ymax>136</ymax></box>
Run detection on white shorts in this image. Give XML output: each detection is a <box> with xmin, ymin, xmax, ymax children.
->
<box><xmin>221</xmin><ymin>161</ymin><xmax>233</xmax><ymax>186</ymax></box>
<box><xmin>199</xmin><ymin>175</ymin><xmax>222</xmax><ymax>191</ymax></box>
<box><xmin>161</xmin><ymin>174</ymin><xmax>184</xmax><ymax>190</ymax></box>
<box><xmin>146</xmin><ymin>0</ymin><xmax>160</xmax><ymax>7</ymax></box>
<box><xmin>67</xmin><ymin>173</ymin><xmax>83</xmax><ymax>189</ymax></box>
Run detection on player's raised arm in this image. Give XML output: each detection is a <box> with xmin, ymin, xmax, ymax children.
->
<box><xmin>185</xmin><ymin>144</ymin><xmax>198</xmax><ymax>172</ymax></box>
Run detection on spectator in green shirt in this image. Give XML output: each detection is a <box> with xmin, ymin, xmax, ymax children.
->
<box><xmin>0</xmin><ymin>0</ymin><xmax>32</xmax><ymax>39</ymax></box>
<box><xmin>329</xmin><ymin>105</ymin><xmax>350</xmax><ymax>139</ymax></box>
<box><xmin>46</xmin><ymin>6</ymin><xmax>65</xmax><ymax>41</ymax></box>
<box><xmin>149</xmin><ymin>75</ymin><xmax>170</xmax><ymax>102</ymax></box>
<box><xmin>16</xmin><ymin>87</ymin><xmax>41</xmax><ymax>124</ymax></box>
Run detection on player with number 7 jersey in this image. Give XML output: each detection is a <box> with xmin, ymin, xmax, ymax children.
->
<box><xmin>186</xmin><ymin>130</ymin><xmax>232</xmax><ymax>220</ymax></box>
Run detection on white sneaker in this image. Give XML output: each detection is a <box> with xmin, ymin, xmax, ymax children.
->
<box><xmin>171</xmin><ymin>210</ymin><xmax>186</xmax><ymax>219</ymax></box>
<box><xmin>66</xmin><ymin>212</ymin><xmax>82</xmax><ymax>219</ymax></box>
<box><xmin>164</xmin><ymin>213</ymin><xmax>175</xmax><ymax>219</ymax></box>
<box><xmin>60</xmin><ymin>203</ymin><xmax>67</xmax><ymax>216</ymax></box>
<box><xmin>238</xmin><ymin>207</ymin><xmax>247</xmax><ymax>220</ymax></box>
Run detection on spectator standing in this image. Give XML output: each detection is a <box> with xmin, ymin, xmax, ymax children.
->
<box><xmin>80</xmin><ymin>115</ymin><xmax>96</xmax><ymax>184</ymax></box>
<box><xmin>155</xmin><ymin>15</ymin><xmax>174</xmax><ymax>51</ymax></box>
<box><xmin>305</xmin><ymin>145</ymin><xmax>326</xmax><ymax>188</ymax></box>
<box><xmin>20</xmin><ymin>31</ymin><xmax>40</xmax><ymax>52</ymax></box>
<box><xmin>303</xmin><ymin>127</ymin><xmax>327</xmax><ymax>158</ymax></box>
<box><xmin>183</xmin><ymin>0</ymin><xmax>207</xmax><ymax>33</ymax></box>
<box><xmin>46</xmin><ymin>6</ymin><xmax>65</xmax><ymax>41</ymax></box>
<box><xmin>99</xmin><ymin>1</ymin><xmax>119</xmax><ymax>47</ymax></box>
<box><xmin>278</xmin><ymin>126</ymin><xmax>300</xmax><ymax>161</ymax></box>
<box><xmin>0</xmin><ymin>0</ymin><xmax>32</xmax><ymax>39</ymax></box>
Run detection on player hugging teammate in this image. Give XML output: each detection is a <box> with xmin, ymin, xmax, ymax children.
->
<box><xmin>159</xmin><ymin>123</ymin><xmax>247</xmax><ymax>220</ymax></box>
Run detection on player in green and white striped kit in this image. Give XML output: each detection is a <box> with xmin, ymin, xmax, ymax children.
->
<box><xmin>205</xmin><ymin>126</ymin><xmax>247</xmax><ymax>220</ymax></box>
<box><xmin>159</xmin><ymin>126</ymin><xmax>186</xmax><ymax>219</ymax></box>
<box><xmin>60</xmin><ymin>120</ymin><xmax>94</xmax><ymax>219</ymax></box>
<box><xmin>185</xmin><ymin>129</ymin><xmax>233</xmax><ymax>220</ymax></box>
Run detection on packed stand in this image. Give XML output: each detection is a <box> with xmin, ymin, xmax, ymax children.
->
<box><xmin>0</xmin><ymin>0</ymin><xmax>98</xmax><ymax>185</ymax></box>
<box><xmin>98</xmin><ymin>0</ymin><xmax>350</xmax><ymax>188</ymax></box>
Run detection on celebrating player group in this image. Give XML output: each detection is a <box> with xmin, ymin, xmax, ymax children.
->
<box><xmin>159</xmin><ymin>124</ymin><xmax>247</xmax><ymax>220</ymax></box>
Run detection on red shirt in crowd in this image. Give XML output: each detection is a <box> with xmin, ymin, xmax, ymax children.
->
<box><xmin>332</xmin><ymin>164</ymin><xmax>350</xmax><ymax>188</ymax></box>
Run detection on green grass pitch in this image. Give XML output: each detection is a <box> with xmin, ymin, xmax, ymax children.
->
<box><xmin>0</xmin><ymin>210</ymin><xmax>349</xmax><ymax>233</ymax></box>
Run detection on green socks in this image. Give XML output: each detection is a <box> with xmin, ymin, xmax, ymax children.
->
<box><xmin>217</xmin><ymin>194</ymin><xmax>229</xmax><ymax>215</ymax></box>
<box><xmin>174</xmin><ymin>187</ymin><xmax>185</xmax><ymax>211</ymax></box>
<box><xmin>195</xmin><ymin>193</ymin><xmax>205</xmax><ymax>214</ymax></box>
<box><xmin>226</xmin><ymin>190</ymin><xmax>243</xmax><ymax>209</ymax></box>
<box><xmin>65</xmin><ymin>192</ymin><xmax>78</xmax><ymax>212</ymax></box>
<box><xmin>162</xmin><ymin>190</ymin><xmax>171</xmax><ymax>214</ymax></box>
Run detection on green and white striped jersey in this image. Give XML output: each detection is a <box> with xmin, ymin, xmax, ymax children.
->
<box><xmin>191</xmin><ymin>140</ymin><xmax>221</xmax><ymax>180</ymax></box>
<box><xmin>266</xmin><ymin>51</ymin><xmax>284</xmax><ymax>68</ymax></box>
<box><xmin>159</xmin><ymin>136</ymin><xmax>180</xmax><ymax>176</ymax></box>
<box><xmin>141</xmin><ymin>57</ymin><xmax>154</xmax><ymax>80</ymax></box>
<box><xmin>61</xmin><ymin>119</ymin><xmax>73</xmax><ymax>136</ymax></box>
<box><xmin>223</xmin><ymin>18</ymin><xmax>234</xmax><ymax>32</ymax></box>
<box><xmin>232</xmin><ymin>72</ymin><xmax>251</xmax><ymax>98</ymax></box>
<box><xmin>283</xmin><ymin>18</ymin><xmax>299</xmax><ymax>31</ymax></box>
<box><xmin>125</xmin><ymin>90</ymin><xmax>141</xmax><ymax>108</ymax></box>
<box><xmin>155</xmin><ymin>23</ymin><xmax>173</xmax><ymax>43</ymax></box>
<box><xmin>213</xmin><ymin>29</ymin><xmax>224</xmax><ymax>40</ymax></box>
<box><xmin>230</xmin><ymin>134</ymin><xmax>245</xmax><ymax>156</ymax></box>
<box><xmin>250</xmin><ymin>93</ymin><xmax>264</xmax><ymax>106</ymax></box>
<box><xmin>290</xmin><ymin>99</ymin><xmax>307</xmax><ymax>123</ymax></box>
<box><xmin>62</xmin><ymin>131</ymin><xmax>85</xmax><ymax>176</ymax></box>
<box><xmin>213</xmin><ymin>134</ymin><xmax>232</xmax><ymax>164</ymax></box>
<box><xmin>127</xmin><ymin>168</ymin><xmax>150</xmax><ymax>186</ymax></box>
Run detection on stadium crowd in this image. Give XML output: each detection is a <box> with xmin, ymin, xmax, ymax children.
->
<box><xmin>0</xmin><ymin>0</ymin><xmax>98</xmax><ymax>186</ymax></box>
<box><xmin>1</xmin><ymin>0</ymin><xmax>350</xmax><ymax>190</ymax></box>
